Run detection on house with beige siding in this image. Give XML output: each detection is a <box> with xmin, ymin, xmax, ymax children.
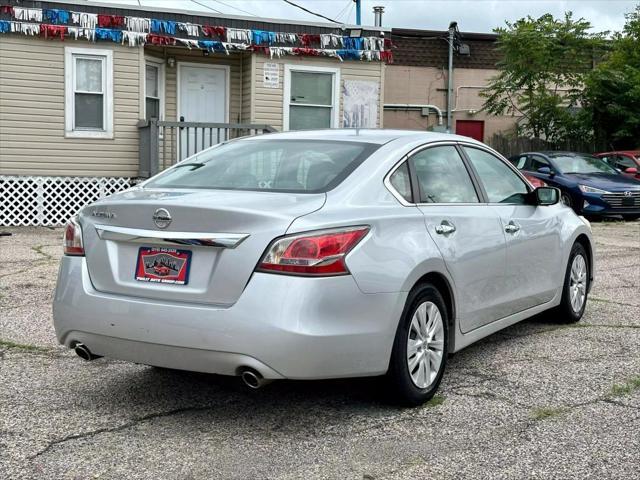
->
<box><xmin>0</xmin><ymin>0</ymin><xmax>389</xmax><ymax>225</ymax></box>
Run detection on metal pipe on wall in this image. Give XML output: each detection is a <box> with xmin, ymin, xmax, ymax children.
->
<box><xmin>447</xmin><ymin>22</ymin><xmax>457</xmax><ymax>133</ymax></box>
<box><xmin>383</xmin><ymin>104</ymin><xmax>444</xmax><ymax>126</ymax></box>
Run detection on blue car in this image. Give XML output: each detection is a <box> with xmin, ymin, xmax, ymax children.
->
<box><xmin>509</xmin><ymin>151</ymin><xmax>640</xmax><ymax>220</ymax></box>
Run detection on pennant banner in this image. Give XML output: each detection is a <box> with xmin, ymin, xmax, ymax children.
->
<box><xmin>0</xmin><ymin>4</ymin><xmax>393</xmax><ymax>62</ymax></box>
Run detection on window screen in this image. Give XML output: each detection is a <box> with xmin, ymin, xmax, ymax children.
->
<box><xmin>145</xmin><ymin>64</ymin><xmax>160</xmax><ymax>120</ymax></box>
<box><xmin>288</xmin><ymin>71</ymin><xmax>334</xmax><ymax>130</ymax></box>
<box><xmin>74</xmin><ymin>57</ymin><xmax>104</xmax><ymax>129</ymax></box>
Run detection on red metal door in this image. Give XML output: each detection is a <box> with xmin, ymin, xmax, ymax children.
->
<box><xmin>456</xmin><ymin>120</ymin><xmax>485</xmax><ymax>142</ymax></box>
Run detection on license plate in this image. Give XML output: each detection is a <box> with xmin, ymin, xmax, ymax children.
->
<box><xmin>135</xmin><ymin>247</ymin><xmax>192</xmax><ymax>285</ymax></box>
<box><xmin>622</xmin><ymin>197</ymin><xmax>635</xmax><ymax>206</ymax></box>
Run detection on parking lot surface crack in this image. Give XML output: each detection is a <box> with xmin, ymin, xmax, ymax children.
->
<box><xmin>28</xmin><ymin>404</ymin><xmax>221</xmax><ymax>460</ymax></box>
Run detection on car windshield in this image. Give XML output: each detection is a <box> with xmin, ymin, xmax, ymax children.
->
<box><xmin>145</xmin><ymin>139</ymin><xmax>378</xmax><ymax>193</ymax></box>
<box><xmin>551</xmin><ymin>154</ymin><xmax>617</xmax><ymax>174</ymax></box>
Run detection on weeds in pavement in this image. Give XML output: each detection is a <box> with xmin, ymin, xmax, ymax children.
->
<box><xmin>530</xmin><ymin>406</ymin><xmax>566</xmax><ymax>420</ymax></box>
<box><xmin>610</xmin><ymin>376</ymin><xmax>640</xmax><ymax>397</ymax></box>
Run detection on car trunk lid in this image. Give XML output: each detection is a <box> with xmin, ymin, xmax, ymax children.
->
<box><xmin>80</xmin><ymin>188</ymin><xmax>325</xmax><ymax>305</ymax></box>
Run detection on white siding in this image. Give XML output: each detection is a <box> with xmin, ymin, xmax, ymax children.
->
<box><xmin>0</xmin><ymin>35</ymin><xmax>141</xmax><ymax>177</ymax></box>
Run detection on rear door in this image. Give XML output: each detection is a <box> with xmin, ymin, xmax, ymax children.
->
<box><xmin>461</xmin><ymin>145</ymin><xmax>564</xmax><ymax>313</ymax></box>
<box><xmin>410</xmin><ymin>144</ymin><xmax>509</xmax><ymax>333</ymax></box>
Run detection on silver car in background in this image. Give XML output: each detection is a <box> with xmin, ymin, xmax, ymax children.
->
<box><xmin>54</xmin><ymin>130</ymin><xmax>594</xmax><ymax>405</ymax></box>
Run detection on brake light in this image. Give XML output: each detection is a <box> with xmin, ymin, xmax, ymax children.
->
<box><xmin>63</xmin><ymin>217</ymin><xmax>85</xmax><ymax>256</ymax></box>
<box><xmin>257</xmin><ymin>226</ymin><xmax>369</xmax><ymax>276</ymax></box>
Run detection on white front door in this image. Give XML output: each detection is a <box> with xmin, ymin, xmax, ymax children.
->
<box><xmin>178</xmin><ymin>64</ymin><xmax>228</xmax><ymax>159</ymax></box>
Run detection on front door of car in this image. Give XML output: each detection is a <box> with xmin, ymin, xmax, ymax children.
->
<box><xmin>462</xmin><ymin>146</ymin><xmax>564</xmax><ymax>314</ymax></box>
<box><xmin>409</xmin><ymin>144</ymin><xmax>509</xmax><ymax>334</ymax></box>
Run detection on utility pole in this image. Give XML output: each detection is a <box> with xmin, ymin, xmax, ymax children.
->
<box><xmin>447</xmin><ymin>22</ymin><xmax>456</xmax><ymax>134</ymax></box>
<box><xmin>355</xmin><ymin>0</ymin><xmax>361</xmax><ymax>25</ymax></box>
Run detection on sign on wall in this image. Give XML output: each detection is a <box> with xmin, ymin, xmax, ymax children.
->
<box><xmin>263</xmin><ymin>63</ymin><xmax>280</xmax><ymax>88</ymax></box>
<box><xmin>342</xmin><ymin>80</ymin><xmax>379</xmax><ymax>128</ymax></box>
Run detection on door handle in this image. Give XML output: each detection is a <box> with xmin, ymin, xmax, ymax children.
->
<box><xmin>435</xmin><ymin>221</ymin><xmax>456</xmax><ymax>235</ymax></box>
<box><xmin>504</xmin><ymin>221</ymin><xmax>521</xmax><ymax>234</ymax></box>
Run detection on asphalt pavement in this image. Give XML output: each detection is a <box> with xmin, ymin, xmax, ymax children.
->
<box><xmin>0</xmin><ymin>220</ymin><xmax>638</xmax><ymax>479</ymax></box>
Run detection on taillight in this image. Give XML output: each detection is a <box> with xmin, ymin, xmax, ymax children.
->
<box><xmin>257</xmin><ymin>226</ymin><xmax>369</xmax><ymax>276</ymax></box>
<box><xmin>63</xmin><ymin>217</ymin><xmax>84</xmax><ymax>256</ymax></box>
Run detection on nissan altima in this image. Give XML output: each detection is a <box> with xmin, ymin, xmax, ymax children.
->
<box><xmin>53</xmin><ymin>130</ymin><xmax>594</xmax><ymax>405</ymax></box>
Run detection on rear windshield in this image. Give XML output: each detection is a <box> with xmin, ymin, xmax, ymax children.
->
<box><xmin>145</xmin><ymin>139</ymin><xmax>379</xmax><ymax>193</ymax></box>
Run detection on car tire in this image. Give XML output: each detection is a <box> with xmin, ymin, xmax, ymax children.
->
<box><xmin>387</xmin><ymin>283</ymin><xmax>448</xmax><ymax>406</ymax></box>
<box><xmin>553</xmin><ymin>242</ymin><xmax>590</xmax><ymax>323</ymax></box>
<box><xmin>561</xmin><ymin>192</ymin><xmax>573</xmax><ymax>209</ymax></box>
<box><xmin>622</xmin><ymin>214</ymin><xmax>640</xmax><ymax>221</ymax></box>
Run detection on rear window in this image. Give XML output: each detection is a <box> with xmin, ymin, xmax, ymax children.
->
<box><xmin>145</xmin><ymin>139</ymin><xmax>379</xmax><ymax>193</ymax></box>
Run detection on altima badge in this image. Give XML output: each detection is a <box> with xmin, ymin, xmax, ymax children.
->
<box><xmin>152</xmin><ymin>208</ymin><xmax>172</xmax><ymax>229</ymax></box>
<box><xmin>91</xmin><ymin>210</ymin><xmax>116</xmax><ymax>219</ymax></box>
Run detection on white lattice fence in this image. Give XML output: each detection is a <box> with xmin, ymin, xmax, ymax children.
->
<box><xmin>0</xmin><ymin>176</ymin><xmax>133</xmax><ymax>226</ymax></box>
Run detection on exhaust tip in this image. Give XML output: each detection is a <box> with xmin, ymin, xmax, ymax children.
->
<box><xmin>241</xmin><ymin>369</ymin><xmax>262</xmax><ymax>389</ymax></box>
<box><xmin>239</xmin><ymin>368</ymin><xmax>273</xmax><ymax>389</ymax></box>
<box><xmin>74</xmin><ymin>343</ymin><xmax>101</xmax><ymax>361</ymax></box>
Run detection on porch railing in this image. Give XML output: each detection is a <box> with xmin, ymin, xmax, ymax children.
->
<box><xmin>138</xmin><ymin>120</ymin><xmax>276</xmax><ymax>178</ymax></box>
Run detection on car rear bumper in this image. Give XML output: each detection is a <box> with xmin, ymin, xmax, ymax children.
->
<box><xmin>53</xmin><ymin>256</ymin><xmax>406</xmax><ymax>379</ymax></box>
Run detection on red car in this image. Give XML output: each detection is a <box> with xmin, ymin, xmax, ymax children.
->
<box><xmin>594</xmin><ymin>151</ymin><xmax>640</xmax><ymax>180</ymax></box>
<box><xmin>153</xmin><ymin>265</ymin><xmax>171</xmax><ymax>276</ymax></box>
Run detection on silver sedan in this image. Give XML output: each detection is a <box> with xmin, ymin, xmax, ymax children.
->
<box><xmin>53</xmin><ymin>130</ymin><xmax>594</xmax><ymax>405</ymax></box>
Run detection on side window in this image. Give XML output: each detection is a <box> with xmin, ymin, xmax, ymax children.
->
<box><xmin>615</xmin><ymin>155</ymin><xmax>635</xmax><ymax>169</ymax></box>
<box><xmin>514</xmin><ymin>155</ymin><xmax>527</xmax><ymax>169</ymax></box>
<box><xmin>389</xmin><ymin>162</ymin><xmax>413</xmax><ymax>203</ymax></box>
<box><xmin>463</xmin><ymin>147</ymin><xmax>530</xmax><ymax>204</ymax></box>
<box><xmin>410</xmin><ymin>146</ymin><xmax>479</xmax><ymax>203</ymax></box>
<box><xmin>529</xmin><ymin>155</ymin><xmax>550</xmax><ymax>171</ymax></box>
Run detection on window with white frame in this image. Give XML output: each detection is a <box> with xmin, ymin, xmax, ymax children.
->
<box><xmin>65</xmin><ymin>47</ymin><xmax>113</xmax><ymax>138</ymax></box>
<box><xmin>145</xmin><ymin>59</ymin><xmax>165</xmax><ymax>120</ymax></box>
<box><xmin>284</xmin><ymin>65</ymin><xmax>340</xmax><ymax>131</ymax></box>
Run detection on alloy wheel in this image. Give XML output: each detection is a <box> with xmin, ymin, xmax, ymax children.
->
<box><xmin>407</xmin><ymin>301</ymin><xmax>445</xmax><ymax>388</ymax></box>
<box><xmin>569</xmin><ymin>254</ymin><xmax>587</xmax><ymax>313</ymax></box>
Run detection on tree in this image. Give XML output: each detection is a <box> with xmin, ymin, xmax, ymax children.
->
<box><xmin>481</xmin><ymin>13</ymin><xmax>605</xmax><ymax>143</ymax></box>
<box><xmin>582</xmin><ymin>6</ymin><xmax>640</xmax><ymax>149</ymax></box>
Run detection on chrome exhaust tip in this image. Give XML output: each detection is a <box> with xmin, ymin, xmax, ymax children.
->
<box><xmin>239</xmin><ymin>368</ymin><xmax>273</xmax><ymax>389</ymax></box>
<box><xmin>74</xmin><ymin>343</ymin><xmax>101</xmax><ymax>361</ymax></box>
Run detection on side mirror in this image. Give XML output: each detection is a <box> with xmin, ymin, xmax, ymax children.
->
<box><xmin>533</xmin><ymin>186</ymin><xmax>560</xmax><ymax>206</ymax></box>
<box><xmin>625</xmin><ymin>167</ymin><xmax>638</xmax><ymax>174</ymax></box>
<box><xmin>537</xmin><ymin>166</ymin><xmax>555</xmax><ymax>177</ymax></box>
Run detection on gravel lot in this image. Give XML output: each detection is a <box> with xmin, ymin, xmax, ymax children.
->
<box><xmin>1</xmin><ymin>220</ymin><xmax>639</xmax><ymax>479</ymax></box>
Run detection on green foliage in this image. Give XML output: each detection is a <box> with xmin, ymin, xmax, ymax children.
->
<box><xmin>481</xmin><ymin>13</ymin><xmax>605</xmax><ymax>143</ymax></box>
<box><xmin>582</xmin><ymin>6</ymin><xmax>640</xmax><ymax>149</ymax></box>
